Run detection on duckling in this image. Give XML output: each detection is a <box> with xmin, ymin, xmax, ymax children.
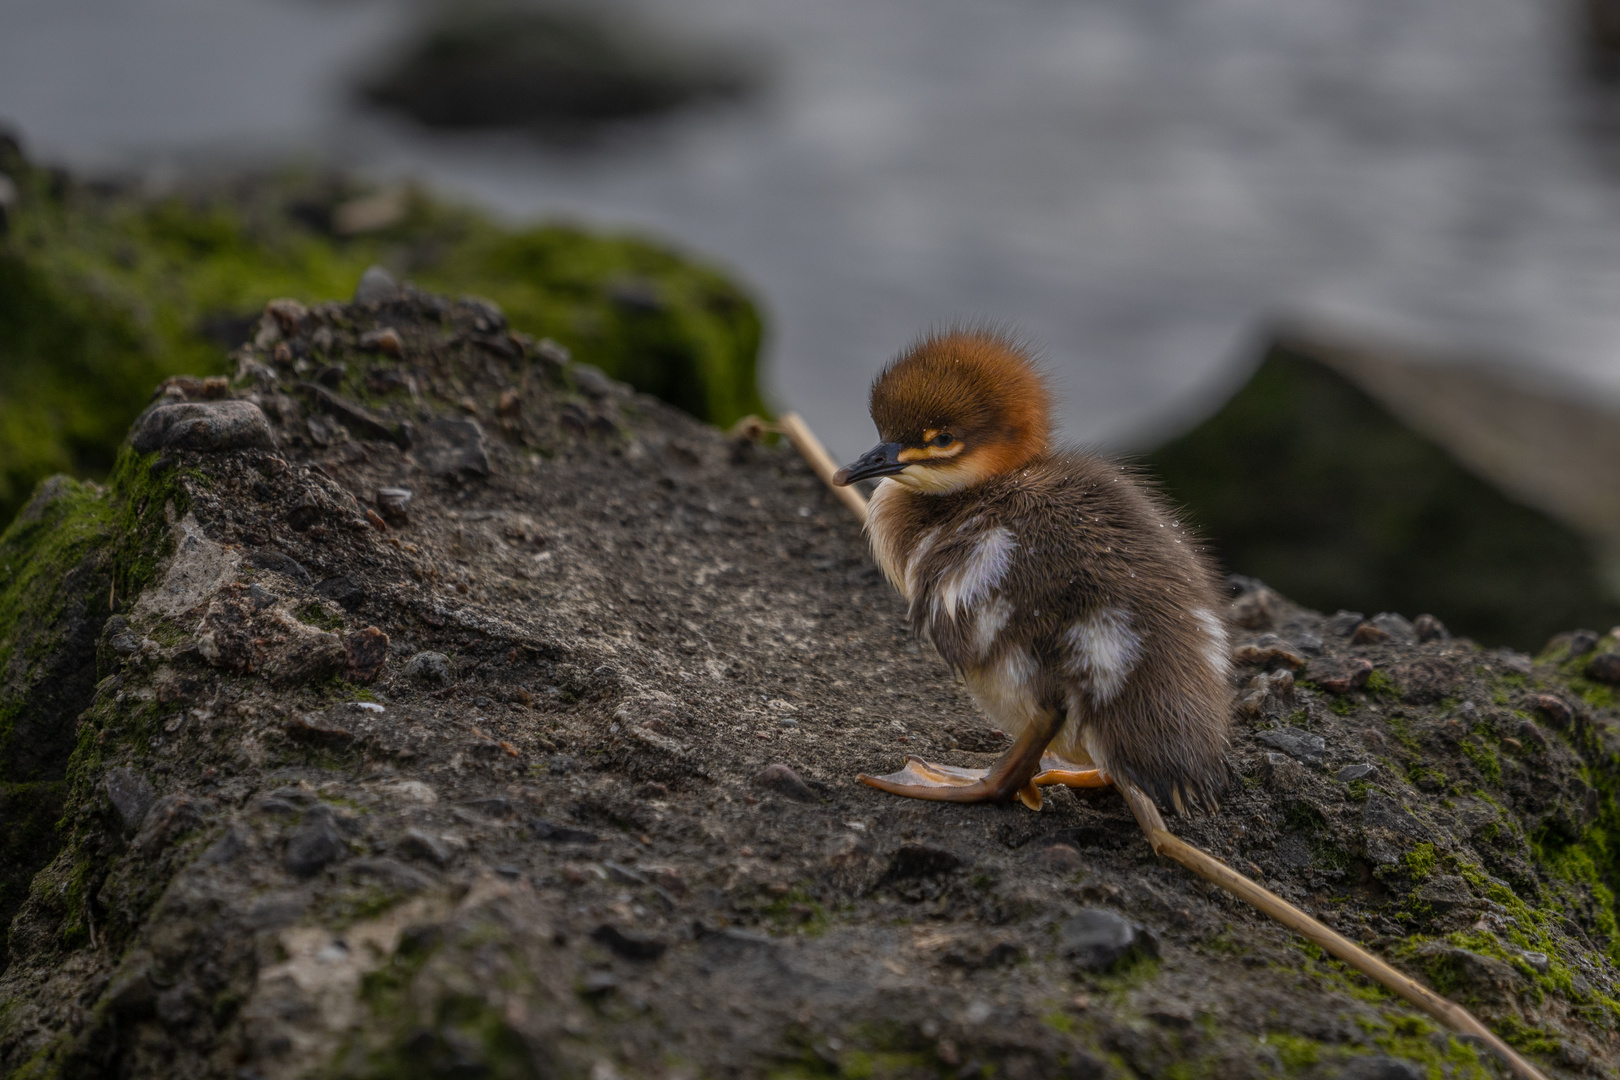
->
<box><xmin>833</xmin><ymin>330</ymin><xmax>1231</xmax><ymax>813</ymax></box>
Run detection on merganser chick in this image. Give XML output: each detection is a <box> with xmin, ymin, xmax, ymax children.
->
<box><xmin>833</xmin><ymin>331</ymin><xmax>1231</xmax><ymax>813</ymax></box>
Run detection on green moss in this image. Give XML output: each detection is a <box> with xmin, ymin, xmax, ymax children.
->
<box><xmin>1364</xmin><ymin>670</ymin><xmax>1400</xmax><ymax>699</ymax></box>
<box><xmin>0</xmin><ymin>152</ymin><xmax>766</xmax><ymax>531</ymax></box>
<box><xmin>1356</xmin><ymin>1013</ymin><xmax>1492</xmax><ymax>1080</ymax></box>
<box><xmin>1266</xmin><ymin>1032</ymin><xmax>1320</xmax><ymax>1070</ymax></box>
<box><xmin>1458</xmin><ymin>737</ymin><xmax>1502</xmax><ymax>786</ymax></box>
<box><xmin>1328</xmin><ymin>695</ymin><xmax>1359</xmax><ymax>717</ymax></box>
<box><xmin>296</xmin><ymin>601</ymin><xmax>345</xmax><ymax>632</ymax></box>
<box><xmin>1345</xmin><ymin>780</ymin><xmax>1371</xmax><ymax>802</ymax></box>
<box><xmin>1403</xmin><ymin>843</ymin><xmax>1437</xmax><ymax>880</ymax></box>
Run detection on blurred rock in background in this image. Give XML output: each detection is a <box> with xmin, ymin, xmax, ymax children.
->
<box><xmin>0</xmin><ymin>134</ymin><xmax>763</xmax><ymax>531</ymax></box>
<box><xmin>358</xmin><ymin>1</ymin><xmax>760</xmax><ymax>141</ymax></box>
<box><xmin>1147</xmin><ymin>330</ymin><xmax>1620</xmax><ymax>653</ymax></box>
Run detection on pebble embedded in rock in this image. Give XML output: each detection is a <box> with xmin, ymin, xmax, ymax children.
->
<box><xmin>1231</xmin><ymin>635</ymin><xmax>1305</xmax><ymax>670</ymax></box>
<box><xmin>1368</xmin><ymin>612</ymin><xmax>1417</xmax><ymax>644</ymax></box>
<box><xmin>285</xmin><ymin>804</ymin><xmax>346</xmax><ymax>877</ymax></box>
<box><xmin>1529</xmin><ymin>693</ymin><xmax>1574</xmax><ymax>729</ymax></box>
<box><xmin>344</xmin><ymin>626</ymin><xmax>389</xmax><ymax>682</ymax></box>
<box><xmin>353</xmin><ymin>265</ymin><xmax>401</xmax><ymax>305</ymax></box>
<box><xmin>1351</xmin><ymin>621</ymin><xmax>1390</xmax><ymax>644</ymax></box>
<box><xmin>1565</xmin><ymin>629</ymin><xmax>1601</xmax><ymax>657</ymax></box>
<box><xmin>572</xmin><ymin>364</ymin><xmax>615</xmax><ymax>399</ymax></box>
<box><xmin>420</xmin><ymin>416</ymin><xmax>491</xmax><ymax>478</ymax></box>
<box><xmin>394</xmin><ymin>828</ymin><xmax>453</xmax><ymax>866</ymax></box>
<box><xmin>1522</xmin><ymin>950</ymin><xmax>1551</xmax><ymax>974</ymax></box>
<box><xmin>1583</xmin><ymin>652</ymin><xmax>1620</xmax><ymax>684</ymax></box>
<box><xmin>405</xmin><ymin>651</ymin><xmax>453</xmax><ymax>686</ymax></box>
<box><xmin>359</xmin><ymin>327</ymin><xmax>403</xmax><ymax>356</ymax></box>
<box><xmin>590</xmin><ymin>924</ymin><xmax>667</xmax><ymax>961</ymax></box>
<box><xmin>1059</xmin><ymin>909</ymin><xmax>1156</xmax><ymax>971</ymax></box>
<box><xmin>1256</xmin><ymin>726</ymin><xmax>1327</xmax><ymax>766</ymax></box>
<box><xmin>1039</xmin><ymin>844</ymin><xmax>1083</xmax><ymax>872</ymax></box>
<box><xmin>1305</xmin><ymin>655</ymin><xmax>1373</xmax><ymax>694</ymax></box>
<box><xmin>131</xmin><ymin>400</ymin><xmax>276</xmax><ymax>454</ymax></box>
<box><xmin>1336</xmin><ymin>763</ymin><xmax>1377</xmax><ymax>782</ymax></box>
<box><xmin>244</xmin><ymin>549</ymin><xmax>312</xmax><ymax>585</ymax></box>
<box><xmin>749</xmin><ymin>763</ymin><xmax>816</xmax><ymax>803</ymax></box>
<box><xmin>376</xmin><ymin>486</ymin><xmax>412</xmax><ymax>522</ymax></box>
<box><xmin>1325</xmin><ymin>610</ymin><xmax>1365</xmax><ymax>637</ymax></box>
<box><xmin>1260</xmin><ymin>752</ymin><xmax>1307</xmax><ymax>791</ymax></box>
<box><xmin>1412</xmin><ymin>613</ymin><xmax>1449</xmax><ymax>642</ymax></box>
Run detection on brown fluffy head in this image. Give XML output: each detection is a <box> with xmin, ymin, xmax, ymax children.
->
<box><xmin>858</xmin><ymin>331</ymin><xmax>1053</xmax><ymax>493</ymax></box>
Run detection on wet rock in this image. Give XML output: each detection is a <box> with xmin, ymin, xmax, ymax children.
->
<box><xmin>419</xmin><ymin>417</ymin><xmax>490</xmax><ymax>478</ymax></box>
<box><xmin>244</xmin><ymin>548</ymin><xmax>313</xmax><ymax>585</ymax></box>
<box><xmin>591</xmin><ymin>924</ymin><xmax>667</xmax><ymax>961</ymax></box>
<box><xmin>1336</xmin><ymin>763</ymin><xmax>1377</xmax><ymax>782</ymax></box>
<box><xmin>1305</xmin><ymin>656</ymin><xmax>1373</xmax><ymax>694</ymax></box>
<box><xmin>749</xmin><ymin>763</ymin><xmax>816</xmax><ymax>803</ymax></box>
<box><xmin>1059</xmin><ymin>910</ymin><xmax>1157</xmax><ymax>971</ymax></box>
<box><xmin>1584</xmin><ymin>652</ymin><xmax>1620</xmax><ymax>684</ymax></box>
<box><xmin>1412</xmin><ymin>613</ymin><xmax>1449</xmax><ymax>642</ymax></box>
<box><xmin>1256</xmin><ymin>726</ymin><xmax>1327</xmax><ymax>767</ymax></box>
<box><xmin>345</xmin><ymin>626</ymin><xmax>389</xmax><ymax>681</ymax></box>
<box><xmin>405</xmin><ymin>651</ymin><xmax>453</xmax><ymax>686</ymax></box>
<box><xmin>105</xmin><ymin>767</ymin><xmax>155</xmax><ymax>834</ymax></box>
<box><xmin>353</xmin><ymin>265</ymin><xmax>400</xmax><ymax>305</ymax></box>
<box><xmin>285</xmin><ymin>804</ymin><xmax>346</xmax><ymax>877</ymax></box>
<box><xmin>132</xmin><ymin>401</ymin><xmax>272</xmax><ymax>457</ymax></box>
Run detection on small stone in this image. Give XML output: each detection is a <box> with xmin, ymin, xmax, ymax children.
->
<box><xmin>1521</xmin><ymin>950</ymin><xmax>1550</xmax><ymax>974</ymax></box>
<box><xmin>497</xmin><ymin>388</ymin><xmax>522</xmax><ymax>417</ymax></box>
<box><xmin>345</xmin><ymin>626</ymin><xmax>389</xmax><ymax>682</ymax></box>
<box><xmin>536</xmin><ymin>338</ymin><xmax>571</xmax><ymax>368</ymax></box>
<box><xmin>1260</xmin><ymin>752</ymin><xmax>1307</xmax><ymax>791</ymax></box>
<box><xmin>1494</xmin><ymin>649</ymin><xmax>1533</xmax><ymax>675</ymax></box>
<box><xmin>1351</xmin><ymin>622</ymin><xmax>1391</xmax><ymax>644</ymax></box>
<box><xmin>131</xmin><ymin>400</ymin><xmax>276</xmax><ymax>454</ymax></box>
<box><xmin>1584</xmin><ymin>653</ymin><xmax>1620</xmax><ymax>685</ymax></box>
<box><xmin>1412</xmin><ymin>614</ymin><xmax>1449</xmax><ymax>642</ymax></box>
<box><xmin>1256</xmin><ymin>726</ymin><xmax>1327</xmax><ymax>766</ymax></box>
<box><xmin>245</xmin><ymin>548</ymin><xmax>312</xmax><ymax>584</ymax></box>
<box><xmin>1231</xmin><ymin>635</ymin><xmax>1306</xmax><ymax>670</ymax></box>
<box><xmin>531</xmin><ymin>819</ymin><xmax>599</xmax><ymax>844</ymax></box>
<box><xmin>1293</xmin><ymin>632</ymin><xmax>1324</xmax><ymax>655</ymax></box>
<box><xmin>1305</xmin><ymin>656</ymin><xmax>1373</xmax><ymax>694</ymax></box>
<box><xmin>1337</xmin><ymin>763</ymin><xmax>1377</xmax><ymax>783</ymax></box>
<box><xmin>1039</xmin><ymin>844</ymin><xmax>1084</xmax><ymax>872</ymax></box>
<box><xmin>1368</xmin><ymin>612</ymin><xmax>1417</xmax><ymax>644</ymax></box>
<box><xmin>286</xmin><ymin>805</ymin><xmax>346</xmax><ymax>877</ymax></box>
<box><xmin>405</xmin><ymin>651</ymin><xmax>452</xmax><ymax>686</ymax></box>
<box><xmin>572</xmin><ymin>365</ymin><xmax>615</xmax><ymax>399</ymax></box>
<box><xmin>1325</xmin><ymin>610</ymin><xmax>1365</xmax><ymax>637</ymax></box>
<box><xmin>1059</xmin><ymin>909</ymin><xmax>1157</xmax><ymax>971</ymax></box>
<box><xmin>353</xmin><ymin>265</ymin><xmax>400</xmax><ymax>305</ymax></box>
<box><xmin>105</xmin><ymin>767</ymin><xmax>155</xmax><ymax>833</ymax></box>
<box><xmin>749</xmin><ymin>763</ymin><xmax>817</xmax><ymax>803</ymax></box>
<box><xmin>359</xmin><ymin>327</ymin><xmax>403</xmax><ymax>356</ymax></box>
<box><xmin>590</xmin><ymin>924</ymin><xmax>667</xmax><ymax>961</ymax></box>
<box><xmin>376</xmin><ymin>486</ymin><xmax>412</xmax><ymax>523</ymax></box>
<box><xmin>420</xmin><ymin>417</ymin><xmax>491</xmax><ymax>478</ymax></box>
<box><xmin>394</xmin><ymin>829</ymin><xmax>453</xmax><ymax>866</ymax></box>
<box><xmin>264</xmin><ymin>298</ymin><xmax>309</xmax><ymax>335</ymax></box>
<box><xmin>1529</xmin><ymin>694</ymin><xmax>1574</xmax><ymax>729</ymax></box>
<box><xmin>1565</xmin><ymin>629</ymin><xmax>1601</xmax><ymax>657</ymax></box>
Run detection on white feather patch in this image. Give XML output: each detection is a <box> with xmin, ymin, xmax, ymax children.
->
<box><xmin>1063</xmin><ymin>607</ymin><xmax>1144</xmax><ymax>705</ymax></box>
<box><xmin>932</xmin><ymin>526</ymin><xmax>1016</xmax><ymax>621</ymax></box>
<box><xmin>863</xmin><ymin>480</ymin><xmax>909</xmax><ymax>595</ymax></box>
<box><xmin>903</xmin><ymin>528</ymin><xmax>942</xmax><ymax>603</ymax></box>
<box><xmin>1192</xmin><ymin>607</ymin><xmax>1229</xmax><ymax>677</ymax></box>
<box><xmin>969</xmin><ymin>595</ymin><xmax>1013</xmax><ymax>657</ymax></box>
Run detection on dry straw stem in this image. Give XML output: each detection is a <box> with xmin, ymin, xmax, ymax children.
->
<box><xmin>784</xmin><ymin>415</ymin><xmax>1551</xmax><ymax>1080</ymax></box>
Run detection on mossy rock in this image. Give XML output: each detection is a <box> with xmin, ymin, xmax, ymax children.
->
<box><xmin>1145</xmin><ymin>339</ymin><xmax>1620</xmax><ymax>652</ymax></box>
<box><xmin>0</xmin><ymin>142</ymin><xmax>764</xmax><ymax>531</ymax></box>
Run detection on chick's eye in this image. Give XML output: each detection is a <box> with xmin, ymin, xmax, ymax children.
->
<box><xmin>931</xmin><ymin>432</ymin><xmax>954</xmax><ymax>448</ymax></box>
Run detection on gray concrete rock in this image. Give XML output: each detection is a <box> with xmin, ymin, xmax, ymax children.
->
<box><xmin>130</xmin><ymin>400</ymin><xmax>275</xmax><ymax>454</ymax></box>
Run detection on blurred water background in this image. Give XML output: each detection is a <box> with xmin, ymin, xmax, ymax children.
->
<box><xmin>8</xmin><ymin>0</ymin><xmax>1620</xmax><ymax>647</ymax></box>
<box><xmin>7</xmin><ymin>0</ymin><xmax>1620</xmax><ymax>459</ymax></box>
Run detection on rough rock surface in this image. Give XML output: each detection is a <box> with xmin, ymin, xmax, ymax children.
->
<box><xmin>2</xmin><ymin>288</ymin><xmax>1619</xmax><ymax>1079</ymax></box>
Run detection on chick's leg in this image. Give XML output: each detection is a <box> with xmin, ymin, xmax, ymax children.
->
<box><xmin>860</xmin><ymin>713</ymin><xmax>1063</xmax><ymax>809</ymax></box>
